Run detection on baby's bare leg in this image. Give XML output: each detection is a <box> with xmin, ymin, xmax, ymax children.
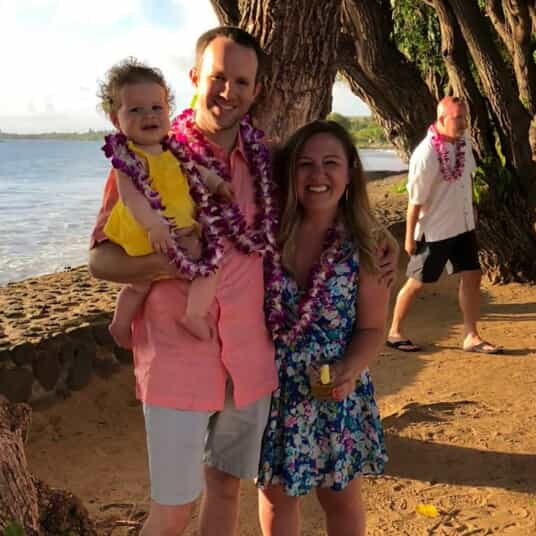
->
<box><xmin>109</xmin><ymin>282</ymin><xmax>152</xmax><ymax>349</ymax></box>
<box><xmin>181</xmin><ymin>270</ymin><xmax>219</xmax><ymax>341</ymax></box>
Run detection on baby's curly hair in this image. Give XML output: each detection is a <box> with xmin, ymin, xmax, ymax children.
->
<box><xmin>97</xmin><ymin>57</ymin><xmax>175</xmax><ymax>117</ymax></box>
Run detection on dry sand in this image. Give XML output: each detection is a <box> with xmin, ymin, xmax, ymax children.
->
<box><xmin>22</xmin><ymin>173</ymin><xmax>536</xmax><ymax>535</ymax></box>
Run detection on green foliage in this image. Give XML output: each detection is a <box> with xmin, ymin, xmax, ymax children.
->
<box><xmin>392</xmin><ymin>178</ymin><xmax>407</xmax><ymax>194</ymax></box>
<box><xmin>327</xmin><ymin>113</ymin><xmax>390</xmax><ymax>147</ymax></box>
<box><xmin>391</xmin><ymin>0</ymin><xmax>445</xmax><ymax>80</ymax></box>
<box><xmin>473</xmin><ymin>155</ymin><xmax>513</xmax><ymax>204</ymax></box>
<box><xmin>4</xmin><ymin>523</ymin><xmax>25</xmax><ymax>536</ymax></box>
<box><xmin>327</xmin><ymin>112</ymin><xmax>352</xmax><ymax>131</ymax></box>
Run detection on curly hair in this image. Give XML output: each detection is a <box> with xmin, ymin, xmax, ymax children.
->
<box><xmin>97</xmin><ymin>57</ymin><xmax>174</xmax><ymax>117</ymax></box>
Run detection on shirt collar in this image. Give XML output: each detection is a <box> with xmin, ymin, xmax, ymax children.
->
<box><xmin>205</xmin><ymin>130</ymin><xmax>247</xmax><ymax>163</ymax></box>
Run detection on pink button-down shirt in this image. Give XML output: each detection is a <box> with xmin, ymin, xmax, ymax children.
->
<box><xmin>91</xmin><ymin>135</ymin><xmax>277</xmax><ymax>411</ymax></box>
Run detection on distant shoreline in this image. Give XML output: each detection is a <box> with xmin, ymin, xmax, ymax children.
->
<box><xmin>0</xmin><ymin>131</ymin><xmax>111</xmax><ymax>142</ymax></box>
<box><xmin>0</xmin><ymin>134</ymin><xmax>395</xmax><ymax>150</ymax></box>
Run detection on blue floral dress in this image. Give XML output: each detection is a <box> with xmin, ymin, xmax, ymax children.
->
<box><xmin>257</xmin><ymin>247</ymin><xmax>387</xmax><ymax>496</ymax></box>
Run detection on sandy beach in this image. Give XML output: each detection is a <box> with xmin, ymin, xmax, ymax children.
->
<box><xmin>3</xmin><ymin>173</ymin><xmax>535</xmax><ymax>535</ymax></box>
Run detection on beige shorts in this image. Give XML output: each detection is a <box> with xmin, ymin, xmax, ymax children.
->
<box><xmin>142</xmin><ymin>382</ymin><xmax>271</xmax><ymax>506</ymax></box>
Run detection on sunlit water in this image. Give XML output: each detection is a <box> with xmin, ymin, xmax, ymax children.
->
<box><xmin>0</xmin><ymin>140</ymin><xmax>406</xmax><ymax>285</ymax></box>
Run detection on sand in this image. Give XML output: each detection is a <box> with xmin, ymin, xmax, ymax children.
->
<box><xmin>21</xmin><ymin>173</ymin><xmax>536</xmax><ymax>535</ymax></box>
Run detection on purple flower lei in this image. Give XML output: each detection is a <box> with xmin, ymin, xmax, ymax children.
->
<box><xmin>264</xmin><ymin>224</ymin><xmax>346</xmax><ymax>346</ymax></box>
<box><xmin>170</xmin><ymin>109</ymin><xmax>279</xmax><ymax>256</ymax></box>
<box><xmin>102</xmin><ymin>132</ymin><xmax>223</xmax><ymax>279</ymax></box>
<box><xmin>429</xmin><ymin>123</ymin><xmax>466</xmax><ymax>182</ymax></box>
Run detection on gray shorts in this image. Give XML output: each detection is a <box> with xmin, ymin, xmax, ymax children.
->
<box><xmin>142</xmin><ymin>382</ymin><xmax>271</xmax><ymax>506</ymax></box>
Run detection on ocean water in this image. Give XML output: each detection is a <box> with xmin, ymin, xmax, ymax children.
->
<box><xmin>0</xmin><ymin>140</ymin><xmax>406</xmax><ymax>285</ymax></box>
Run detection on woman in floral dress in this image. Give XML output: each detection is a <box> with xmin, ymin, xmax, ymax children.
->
<box><xmin>259</xmin><ymin>120</ymin><xmax>395</xmax><ymax>536</ymax></box>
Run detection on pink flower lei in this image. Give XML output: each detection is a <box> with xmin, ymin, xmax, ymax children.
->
<box><xmin>264</xmin><ymin>224</ymin><xmax>347</xmax><ymax>346</ymax></box>
<box><xmin>170</xmin><ymin>109</ymin><xmax>278</xmax><ymax>256</ymax></box>
<box><xmin>102</xmin><ymin>108</ymin><xmax>279</xmax><ymax>279</ymax></box>
<box><xmin>429</xmin><ymin>123</ymin><xmax>466</xmax><ymax>182</ymax></box>
<box><xmin>102</xmin><ymin>133</ymin><xmax>223</xmax><ymax>279</ymax></box>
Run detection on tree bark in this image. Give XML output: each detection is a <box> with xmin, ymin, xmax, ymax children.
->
<box><xmin>0</xmin><ymin>398</ymin><xmax>40</xmax><ymax>534</ymax></box>
<box><xmin>433</xmin><ymin>0</ymin><xmax>495</xmax><ymax>163</ymax></box>
<box><xmin>502</xmin><ymin>0</ymin><xmax>536</xmax><ymax>115</ymax></box>
<box><xmin>213</xmin><ymin>0</ymin><xmax>343</xmax><ymax>140</ymax></box>
<box><xmin>338</xmin><ymin>0</ymin><xmax>436</xmax><ymax>159</ymax></box>
<box><xmin>446</xmin><ymin>0</ymin><xmax>536</xmax><ymax>190</ymax></box>
<box><xmin>0</xmin><ymin>397</ymin><xmax>96</xmax><ymax>535</ymax></box>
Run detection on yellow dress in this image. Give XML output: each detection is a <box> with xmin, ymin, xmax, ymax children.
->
<box><xmin>103</xmin><ymin>143</ymin><xmax>196</xmax><ymax>256</ymax></box>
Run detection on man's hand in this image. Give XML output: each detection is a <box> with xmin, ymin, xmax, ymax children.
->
<box><xmin>377</xmin><ymin>238</ymin><xmax>399</xmax><ymax>288</ymax></box>
<box><xmin>404</xmin><ymin>235</ymin><xmax>416</xmax><ymax>257</ymax></box>
<box><xmin>148</xmin><ymin>222</ymin><xmax>174</xmax><ymax>256</ymax></box>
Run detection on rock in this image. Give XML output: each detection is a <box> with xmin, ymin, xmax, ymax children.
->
<box><xmin>0</xmin><ymin>366</ymin><xmax>34</xmax><ymax>403</ymax></box>
<box><xmin>67</xmin><ymin>343</ymin><xmax>93</xmax><ymax>391</ymax></box>
<box><xmin>33</xmin><ymin>351</ymin><xmax>61</xmax><ymax>391</ymax></box>
<box><xmin>10</xmin><ymin>342</ymin><xmax>35</xmax><ymax>366</ymax></box>
<box><xmin>112</xmin><ymin>346</ymin><xmax>133</xmax><ymax>364</ymax></box>
<box><xmin>92</xmin><ymin>322</ymin><xmax>114</xmax><ymax>347</ymax></box>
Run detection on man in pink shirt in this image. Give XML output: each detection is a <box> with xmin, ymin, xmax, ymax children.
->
<box><xmin>90</xmin><ymin>27</ymin><xmax>278</xmax><ymax>536</ymax></box>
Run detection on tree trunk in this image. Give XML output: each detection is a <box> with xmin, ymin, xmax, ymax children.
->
<box><xmin>502</xmin><ymin>0</ymin><xmax>536</xmax><ymax>115</ymax></box>
<box><xmin>446</xmin><ymin>0</ymin><xmax>536</xmax><ymax>190</ymax></box>
<box><xmin>0</xmin><ymin>398</ymin><xmax>40</xmax><ymax>534</ymax></box>
<box><xmin>0</xmin><ymin>397</ymin><xmax>96</xmax><ymax>536</ymax></box>
<box><xmin>338</xmin><ymin>0</ymin><xmax>436</xmax><ymax>159</ymax></box>
<box><xmin>433</xmin><ymin>0</ymin><xmax>495</xmax><ymax>162</ymax></box>
<box><xmin>212</xmin><ymin>0</ymin><xmax>343</xmax><ymax>140</ymax></box>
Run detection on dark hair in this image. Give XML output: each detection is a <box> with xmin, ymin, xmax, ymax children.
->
<box><xmin>97</xmin><ymin>57</ymin><xmax>174</xmax><ymax>116</ymax></box>
<box><xmin>276</xmin><ymin>120</ymin><xmax>397</xmax><ymax>274</ymax></box>
<box><xmin>195</xmin><ymin>26</ymin><xmax>265</xmax><ymax>80</ymax></box>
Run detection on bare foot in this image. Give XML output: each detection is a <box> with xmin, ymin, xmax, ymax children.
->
<box><xmin>181</xmin><ymin>313</ymin><xmax>213</xmax><ymax>341</ymax></box>
<box><xmin>108</xmin><ymin>321</ymin><xmax>132</xmax><ymax>349</ymax></box>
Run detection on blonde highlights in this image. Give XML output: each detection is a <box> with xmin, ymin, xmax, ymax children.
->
<box><xmin>97</xmin><ymin>57</ymin><xmax>174</xmax><ymax>117</ymax></box>
<box><xmin>274</xmin><ymin>120</ymin><xmax>396</xmax><ymax>274</ymax></box>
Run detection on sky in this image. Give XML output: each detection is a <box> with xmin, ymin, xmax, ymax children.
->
<box><xmin>0</xmin><ymin>0</ymin><xmax>370</xmax><ymax>134</ymax></box>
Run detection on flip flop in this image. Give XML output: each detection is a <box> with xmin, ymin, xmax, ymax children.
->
<box><xmin>385</xmin><ymin>339</ymin><xmax>421</xmax><ymax>352</ymax></box>
<box><xmin>463</xmin><ymin>341</ymin><xmax>503</xmax><ymax>354</ymax></box>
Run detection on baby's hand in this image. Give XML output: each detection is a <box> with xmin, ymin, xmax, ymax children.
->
<box><xmin>216</xmin><ymin>181</ymin><xmax>234</xmax><ymax>202</ymax></box>
<box><xmin>148</xmin><ymin>222</ymin><xmax>174</xmax><ymax>256</ymax></box>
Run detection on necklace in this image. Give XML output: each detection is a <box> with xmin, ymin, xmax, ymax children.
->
<box><xmin>102</xmin><ymin>109</ymin><xmax>278</xmax><ymax>278</ymax></box>
<box><xmin>264</xmin><ymin>224</ymin><xmax>346</xmax><ymax>346</ymax></box>
<box><xmin>102</xmin><ymin>133</ymin><xmax>223</xmax><ymax>278</ymax></box>
<box><xmin>170</xmin><ymin>109</ymin><xmax>278</xmax><ymax>255</ymax></box>
<box><xmin>429</xmin><ymin>123</ymin><xmax>466</xmax><ymax>182</ymax></box>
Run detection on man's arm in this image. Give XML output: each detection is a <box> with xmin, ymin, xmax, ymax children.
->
<box><xmin>404</xmin><ymin>203</ymin><xmax>421</xmax><ymax>256</ymax></box>
<box><xmin>88</xmin><ymin>241</ymin><xmax>177</xmax><ymax>284</ymax></box>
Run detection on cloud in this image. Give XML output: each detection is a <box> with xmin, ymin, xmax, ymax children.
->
<box><xmin>0</xmin><ymin>0</ymin><xmax>218</xmax><ymax>132</ymax></box>
<box><xmin>0</xmin><ymin>0</ymin><xmax>368</xmax><ymax>133</ymax></box>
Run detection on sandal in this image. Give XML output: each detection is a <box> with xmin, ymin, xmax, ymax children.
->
<box><xmin>386</xmin><ymin>339</ymin><xmax>421</xmax><ymax>352</ymax></box>
<box><xmin>463</xmin><ymin>341</ymin><xmax>503</xmax><ymax>354</ymax></box>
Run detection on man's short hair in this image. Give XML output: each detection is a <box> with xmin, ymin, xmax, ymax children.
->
<box><xmin>195</xmin><ymin>26</ymin><xmax>265</xmax><ymax>80</ymax></box>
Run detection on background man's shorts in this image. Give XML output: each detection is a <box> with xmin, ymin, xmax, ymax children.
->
<box><xmin>143</xmin><ymin>381</ymin><xmax>271</xmax><ymax>506</ymax></box>
<box><xmin>406</xmin><ymin>230</ymin><xmax>480</xmax><ymax>283</ymax></box>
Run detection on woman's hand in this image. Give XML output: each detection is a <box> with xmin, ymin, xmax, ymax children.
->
<box><xmin>376</xmin><ymin>238</ymin><xmax>399</xmax><ymax>287</ymax></box>
<box><xmin>330</xmin><ymin>361</ymin><xmax>361</xmax><ymax>401</ymax></box>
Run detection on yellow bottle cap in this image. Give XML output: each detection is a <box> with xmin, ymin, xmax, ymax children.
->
<box><xmin>320</xmin><ymin>364</ymin><xmax>331</xmax><ymax>385</ymax></box>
